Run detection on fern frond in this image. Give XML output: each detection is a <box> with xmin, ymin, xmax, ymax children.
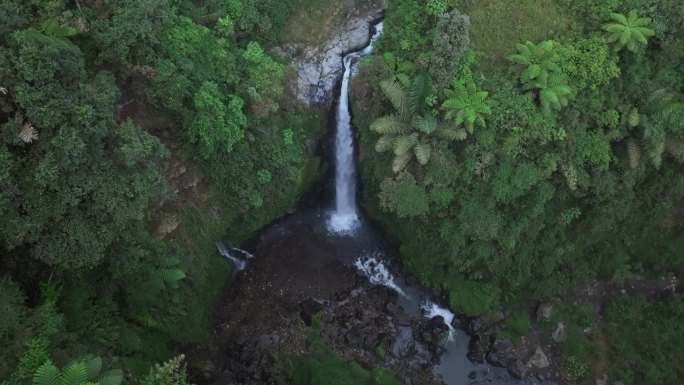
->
<box><xmin>61</xmin><ymin>360</ymin><xmax>88</xmax><ymax>385</ymax></box>
<box><xmin>370</xmin><ymin>114</ymin><xmax>410</xmax><ymax>135</ymax></box>
<box><xmin>627</xmin><ymin>138</ymin><xmax>641</xmax><ymax>168</ymax></box>
<box><xmin>665</xmin><ymin>137</ymin><xmax>684</xmax><ymax>162</ymax></box>
<box><xmin>380</xmin><ymin>80</ymin><xmax>408</xmax><ymax>115</ymax></box>
<box><xmin>628</xmin><ymin>107</ymin><xmax>639</xmax><ymax>127</ymax></box>
<box><xmin>97</xmin><ymin>370</ymin><xmax>123</xmax><ymax>385</ymax></box>
<box><xmin>84</xmin><ymin>357</ymin><xmax>102</xmax><ymax>381</ymax></box>
<box><xmin>411</xmin><ymin>115</ymin><xmax>438</xmax><ymax>135</ymax></box>
<box><xmin>650</xmin><ymin>141</ymin><xmax>665</xmax><ymax>169</ymax></box>
<box><xmin>392</xmin><ymin>152</ymin><xmax>412</xmax><ymax>173</ymax></box>
<box><xmin>34</xmin><ymin>361</ymin><xmax>60</xmax><ymax>385</ymax></box>
<box><xmin>375</xmin><ymin>135</ymin><xmax>395</xmax><ymax>153</ymax></box>
<box><xmin>409</xmin><ymin>73</ymin><xmax>432</xmax><ymax>115</ymax></box>
<box><xmin>414</xmin><ymin>143</ymin><xmax>431</xmax><ymax>165</ymax></box>
<box><xmin>20</xmin><ymin>123</ymin><xmax>38</xmax><ymax>143</ymax></box>
<box><xmin>393</xmin><ymin>133</ymin><xmax>419</xmax><ymax>156</ymax></box>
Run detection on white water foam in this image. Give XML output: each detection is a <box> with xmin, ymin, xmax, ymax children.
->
<box><xmin>354</xmin><ymin>255</ymin><xmax>406</xmax><ymax>297</ymax></box>
<box><xmin>421</xmin><ymin>299</ymin><xmax>457</xmax><ymax>341</ymax></box>
<box><xmin>328</xmin><ymin>23</ymin><xmax>383</xmax><ymax>234</ymax></box>
<box><xmin>216</xmin><ymin>242</ymin><xmax>249</xmax><ymax>271</ymax></box>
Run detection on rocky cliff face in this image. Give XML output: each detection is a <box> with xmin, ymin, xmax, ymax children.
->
<box><xmin>277</xmin><ymin>2</ymin><xmax>386</xmax><ymax>107</ymax></box>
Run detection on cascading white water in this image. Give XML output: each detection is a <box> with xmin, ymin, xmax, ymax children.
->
<box><xmin>329</xmin><ymin>23</ymin><xmax>384</xmax><ymax>234</ymax></box>
<box><xmin>216</xmin><ymin>242</ymin><xmax>252</xmax><ymax>271</ymax></box>
<box><xmin>421</xmin><ymin>299</ymin><xmax>457</xmax><ymax>341</ymax></box>
<box><xmin>354</xmin><ymin>254</ymin><xmax>457</xmax><ymax>341</ymax></box>
<box><xmin>354</xmin><ymin>254</ymin><xmax>406</xmax><ymax>296</ymax></box>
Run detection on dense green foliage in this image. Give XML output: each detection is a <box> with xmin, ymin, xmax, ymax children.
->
<box><xmin>1</xmin><ymin>0</ymin><xmax>322</xmax><ymax>383</ymax></box>
<box><xmin>352</xmin><ymin>0</ymin><xmax>684</xmax><ymax>383</ymax></box>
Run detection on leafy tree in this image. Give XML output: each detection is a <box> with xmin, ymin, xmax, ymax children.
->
<box><xmin>441</xmin><ymin>78</ymin><xmax>491</xmax><ymax>136</ymax></box>
<box><xmin>602</xmin><ymin>10</ymin><xmax>655</xmax><ymax>53</ymax></box>
<box><xmin>188</xmin><ymin>82</ymin><xmax>247</xmax><ymax>159</ymax></box>
<box><xmin>429</xmin><ymin>9</ymin><xmax>470</xmax><ymax>90</ymax></box>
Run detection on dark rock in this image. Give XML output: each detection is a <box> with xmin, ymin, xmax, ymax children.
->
<box><xmin>422</xmin><ymin>316</ymin><xmax>449</xmax><ymax>347</ymax></box>
<box><xmin>299</xmin><ymin>298</ymin><xmax>324</xmax><ymax>326</ymax></box>
<box><xmin>507</xmin><ymin>359</ymin><xmax>529</xmax><ymax>379</ymax></box>
<box><xmin>345</xmin><ymin>327</ymin><xmax>362</xmax><ymax>345</ymax></box>
<box><xmin>391</xmin><ymin>325</ymin><xmax>414</xmax><ymax>357</ymax></box>
<box><xmin>468</xmin><ymin>371</ymin><xmax>477</xmax><ymax>379</ymax></box>
<box><xmin>467</xmin><ymin>335</ymin><xmax>491</xmax><ymax>363</ymax></box>
<box><xmin>487</xmin><ymin>337</ymin><xmax>515</xmax><ymax>367</ymax></box>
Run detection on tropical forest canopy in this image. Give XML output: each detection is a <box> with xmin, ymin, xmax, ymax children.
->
<box><xmin>0</xmin><ymin>1</ymin><xmax>682</xmax><ymax>385</ymax></box>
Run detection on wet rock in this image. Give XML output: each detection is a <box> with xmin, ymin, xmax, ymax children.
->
<box><xmin>345</xmin><ymin>327</ymin><xmax>362</xmax><ymax>345</ymax></box>
<box><xmin>487</xmin><ymin>337</ymin><xmax>514</xmax><ymax>367</ymax></box>
<box><xmin>391</xmin><ymin>325</ymin><xmax>413</xmax><ymax>357</ymax></box>
<box><xmin>467</xmin><ymin>335</ymin><xmax>490</xmax><ymax>363</ymax></box>
<box><xmin>527</xmin><ymin>346</ymin><xmax>550</xmax><ymax>368</ymax></box>
<box><xmin>422</xmin><ymin>316</ymin><xmax>449</xmax><ymax>347</ymax></box>
<box><xmin>299</xmin><ymin>298</ymin><xmax>324</xmax><ymax>326</ymax></box>
<box><xmin>552</xmin><ymin>321</ymin><xmax>567</xmax><ymax>343</ymax></box>
<box><xmin>507</xmin><ymin>359</ymin><xmax>529</xmax><ymax>379</ymax></box>
<box><xmin>468</xmin><ymin>371</ymin><xmax>477</xmax><ymax>379</ymax></box>
<box><xmin>536</xmin><ymin>302</ymin><xmax>554</xmax><ymax>321</ymax></box>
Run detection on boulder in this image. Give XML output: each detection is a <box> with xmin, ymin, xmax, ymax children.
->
<box><xmin>527</xmin><ymin>346</ymin><xmax>550</xmax><ymax>368</ymax></box>
<box><xmin>552</xmin><ymin>321</ymin><xmax>567</xmax><ymax>343</ymax></box>
<box><xmin>487</xmin><ymin>337</ymin><xmax>514</xmax><ymax>366</ymax></box>
<box><xmin>536</xmin><ymin>302</ymin><xmax>554</xmax><ymax>322</ymax></box>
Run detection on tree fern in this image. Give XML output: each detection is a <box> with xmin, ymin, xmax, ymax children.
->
<box><xmin>40</xmin><ymin>19</ymin><xmax>78</xmax><ymax>40</ymax></box>
<box><xmin>602</xmin><ymin>10</ymin><xmax>654</xmax><ymax>52</ymax></box>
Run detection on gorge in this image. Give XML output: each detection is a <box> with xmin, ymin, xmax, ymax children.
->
<box><xmin>203</xmin><ymin>21</ymin><xmax>547</xmax><ymax>385</ymax></box>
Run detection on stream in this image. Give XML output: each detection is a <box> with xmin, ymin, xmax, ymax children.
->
<box><xmin>213</xmin><ymin>22</ymin><xmax>551</xmax><ymax>385</ymax></box>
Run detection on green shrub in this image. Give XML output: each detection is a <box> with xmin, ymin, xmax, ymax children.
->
<box><xmin>505</xmin><ymin>311</ymin><xmax>531</xmax><ymax>336</ymax></box>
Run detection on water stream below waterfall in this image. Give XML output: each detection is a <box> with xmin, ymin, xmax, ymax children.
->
<box><xmin>213</xmin><ymin>21</ymin><xmax>551</xmax><ymax>385</ymax></box>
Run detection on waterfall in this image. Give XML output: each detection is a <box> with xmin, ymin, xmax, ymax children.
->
<box><xmin>216</xmin><ymin>242</ymin><xmax>251</xmax><ymax>271</ymax></box>
<box><xmin>421</xmin><ymin>299</ymin><xmax>457</xmax><ymax>341</ymax></box>
<box><xmin>328</xmin><ymin>23</ymin><xmax>384</xmax><ymax>234</ymax></box>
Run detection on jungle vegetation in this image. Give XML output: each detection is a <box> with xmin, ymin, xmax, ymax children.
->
<box><xmin>1</xmin><ymin>1</ymin><xmax>682</xmax><ymax>385</ymax></box>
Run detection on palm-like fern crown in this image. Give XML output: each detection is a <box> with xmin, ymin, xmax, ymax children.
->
<box><xmin>371</xmin><ymin>74</ymin><xmax>460</xmax><ymax>172</ymax></box>
<box><xmin>441</xmin><ymin>78</ymin><xmax>491</xmax><ymax>133</ymax></box>
<box><xmin>602</xmin><ymin>10</ymin><xmax>655</xmax><ymax>52</ymax></box>
<box><xmin>508</xmin><ymin>40</ymin><xmax>561</xmax><ymax>88</ymax></box>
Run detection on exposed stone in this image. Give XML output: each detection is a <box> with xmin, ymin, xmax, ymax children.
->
<box><xmin>552</xmin><ymin>321</ymin><xmax>567</xmax><ymax>343</ymax></box>
<box><xmin>277</xmin><ymin>3</ymin><xmax>386</xmax><ymax>107</ymax></box>
<box><xmin>527</xmin><ymin>346</ymin><xmax>550</xmax><ymax>368</ymax></box>
<box><xmin>536</xmin><ymin>302</ymin><xmax>554</xmax><ymax>321</ymax></box>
